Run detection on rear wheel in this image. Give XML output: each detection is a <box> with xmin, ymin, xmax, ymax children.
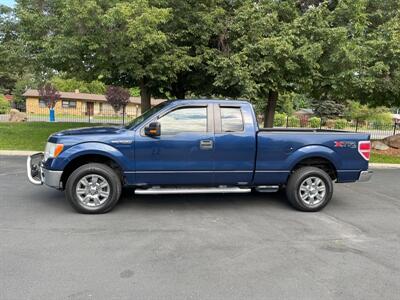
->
<box><xmin>65</xmin><ymin>163</ymin><xmax>122</xmax><ymax>214</ymax></box>
<box><xmin>286</xmin><ymin>166</ymin><xmax>333</xmax><ymax>212</ymax></box>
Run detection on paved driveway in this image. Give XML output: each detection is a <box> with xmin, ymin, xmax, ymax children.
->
<box><xmin>0</xmin><ymin>156</ymin><xmax>399</xmax><ymax>300</ymax></box>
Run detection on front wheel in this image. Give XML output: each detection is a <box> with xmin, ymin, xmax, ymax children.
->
<box><xmin>65</xmin><ymin>163</ymin><xmax>122</xmax><ymax>214</ymax></box>
<box><xmin>286</xmin><ymin>166</ymin><xmax>333</xmax><ymax>212</ymax></box>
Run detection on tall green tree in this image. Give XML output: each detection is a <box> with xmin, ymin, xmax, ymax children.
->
<box><xmin>0</xmin><ymin>4</ymin><xmax>27</xmax><ymax>92</ymax></box>
<box><xmin>207</xmin><ymin>0</ymin><xmax>323</xmax><ymax>127</ymax></box>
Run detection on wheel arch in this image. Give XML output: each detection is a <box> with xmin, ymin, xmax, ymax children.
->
<box><xmin>291</xmin><ymin>156</ymin><xmax>337</xmax><ymax>180</ymax></box>
<box><xmin>60</xmin><ymin>153</ymin><xmax>124</xmax><ymax>189</ymax></box>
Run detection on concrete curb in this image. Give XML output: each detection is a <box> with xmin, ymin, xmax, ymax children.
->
<box><xmin>0</xmin><ymin>150</ymin><xmax>38</xmax><ymax>156</ymax></box>
<box><xmin>369</xmin><ymin>163</ymin><xmax>400</xmax><ymax>169</ymax></box>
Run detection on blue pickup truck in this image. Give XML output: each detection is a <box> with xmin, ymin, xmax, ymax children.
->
<box><xmin>27</xmin><ymin>99</ymin><xmax>372</xmax><ymax>213</ymax></box>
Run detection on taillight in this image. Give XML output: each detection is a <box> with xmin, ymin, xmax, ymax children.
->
<box><xmin>358</xmin><ymin>141</ymin><xmax>371</xmax><ymax>161</ymax></box>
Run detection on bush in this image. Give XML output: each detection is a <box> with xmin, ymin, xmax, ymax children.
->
<box><xmin>274</xmin><ymin>112</ymin><xmax>287</xmax><ymax>127</ymax></box>
<box><xmin>334</xmin><ymin>119</ymin><xmax>348</xmax><ymax>129</ymax></box>
<box><xmin>287</xmin><ymin>116</ymin><xmax>300</xmax><ymax>127</ymax></box>
<box><xmin>324</xmin><ymin>119</ymin><xmax>335</xmax><ymax>128</ymax></box>
<box><xmin>0</xmin><ymin>95</ymin><xmax>11</xmax><ymax>114</ymax></box>
<box><xmin>299</xmin><ymin>116</ymin><xmax>309</xmax><ymax>127</ymax></box>
<box><xmin>309</xmin><ymin>117</ymin><xmax>321</xmax><ymax>128</ymax></box>
<box><xmin>371</xmin><ymin>112</ymin><xmax>393</xmax><ymax>127</ymax></box>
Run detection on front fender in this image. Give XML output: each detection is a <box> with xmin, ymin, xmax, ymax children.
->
<box><xmin>288</xmin><ymin>145</ymin><xmax>340</xmax><ymax>170</ymax></box>
<box><xmin>48</xmin><ymin>142</ymin><xmax>127</xmax><ymax>171</ymax></box>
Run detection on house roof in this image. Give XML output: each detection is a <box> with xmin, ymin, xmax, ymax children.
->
<box><xmin>4</xmin><ymin>94</ymin><xmax>13</xmax><ymax>101</ymax></box>
<box><xmin>23</xmin><ymin>89</ymin><xmax>165</xmax><ymax>106</ymax></box>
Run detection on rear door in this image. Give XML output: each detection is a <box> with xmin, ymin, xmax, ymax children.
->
<box><xmin>213</xmin><ymin>104</ymin><xmax>256</xmax><ymax>185</ymax></box>
<box><xmin>134</xmin><ymin>104</ymin><xmax>215</xmax><ymax>185</ymax></box>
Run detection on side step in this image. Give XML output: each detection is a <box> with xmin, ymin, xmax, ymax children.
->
<box><xmin>135</xmin><ymin>187</ymin><xmax>252</xmax><ymax>195</ymax></box>
<box><xmin>255</xmin><ymin>185</ymin><xmax>279</xmax><ymax>193</ymax></box>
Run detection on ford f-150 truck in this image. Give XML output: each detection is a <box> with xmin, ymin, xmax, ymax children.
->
<box><xmin>27</xmin><ymin>99</ymin><xmax>372</xmax><ymax>213</ymax></box>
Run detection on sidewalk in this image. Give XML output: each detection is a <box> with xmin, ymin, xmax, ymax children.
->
<box><xmin>1</xmin><ymin>150</ymin><xmax>399</xmax><ymax>169</ymax></box>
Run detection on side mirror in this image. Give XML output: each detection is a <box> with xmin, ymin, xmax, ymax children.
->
<box><xmin>144</xmin><ymin>121</ymin><xmax>161</xmax><ymax>137</ymax></box>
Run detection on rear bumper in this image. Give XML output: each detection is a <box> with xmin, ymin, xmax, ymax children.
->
<box><xmin>27</xmin><ymin>153</ymin><xmax>63</xmax><ymax>189</ymax></box>
<box><xmin>358</xmin><ymin>170</ymin><xmax>373</xmax><ymax>182</ymax></box>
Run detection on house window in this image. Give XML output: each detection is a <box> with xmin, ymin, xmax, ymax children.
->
<box><xmin>99</xmin><ymin>103</ymin><xmax>103</xmax><ymax>113</ymax></box>
<box><xmin>62</xmin><ymin>100</ymin><xmax>77</xmax><ymax>108</ymax></box>
<box><xmin>39</xmin><ymin>99</ymin><xmax>47</xmax><ymax>108</ymax></box>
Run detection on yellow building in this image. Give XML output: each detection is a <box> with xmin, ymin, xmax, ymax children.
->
<box><xmin>23</xmin><ymin>89</ymin><xmax>164</xmax><ymax>117</ymax></box>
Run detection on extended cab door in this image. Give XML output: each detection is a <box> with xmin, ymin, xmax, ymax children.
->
<box><xmin>134</xmin><ymin>104</ymin><xmax>215</xmax><ymax>185</ymax></box>
<box><xmin>212</xmin><ymin>104</ymin><xmax>257</xmax><ymax>185</ymax></box>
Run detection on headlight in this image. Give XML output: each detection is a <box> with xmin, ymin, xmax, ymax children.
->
<box><xmin>44</xmin><ymin>142</ymin><xmax>64</xmax><ymax>161</ymax></box>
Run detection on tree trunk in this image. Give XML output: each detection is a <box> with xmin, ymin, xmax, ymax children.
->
<box><xmin>171</xmin><ymin>75</ymin><xmax>186</xmax><ymax>99</ymax></box>
<box><xmin>139</xmin><ymin>78</ymin><xmax>151</xmax><ymax>113</ymax></box>
<box><xmin>263</xmin><ymin>90</ymin><xmax>278</xmax><ymax>128</ymax></box>
<box><xmin>172</xmin><ymin>86</ymin><xmax>186</xmax><ymax>99</ymax></box>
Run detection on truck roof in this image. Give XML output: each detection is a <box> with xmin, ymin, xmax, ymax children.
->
<box><xmin>166</xmin><ymin>99</ymin><xmax>251</xmax><ymax>105</ymax></box>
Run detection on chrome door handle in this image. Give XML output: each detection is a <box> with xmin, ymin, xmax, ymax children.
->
<box><xmin>200</xmin><ymin>140</ymin><xmax>213</xmax><ymax>150</ymax></box>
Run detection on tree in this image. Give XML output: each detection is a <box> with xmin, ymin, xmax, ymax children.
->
<box><xmin>38</xmin><ymin>83</ymin><xmax>61</xmax><ymax>121</ymax></box>
<box><xmin>105</xmin><ymin>86</ymin><xmax>130</xmax><ymax>115</ymax></box>
<box><xmin>51</xmin><ymin>77</ymin><xmax>106</xmax><ymax>94</ymax></box>
<box><xmin>312</xmin><ymin>99</ymin><xmax>345</xmax><ymax>119</ymax></box>
<box><xmin>16</xmin><ymin>0</ymin><xmax>194</xmax><ymax>113</ymax></box>
<box><xmin>207</xmin><ymin>0</ymin><xmax>323</xmax><ymax>127</ymax></box>
<box><xmin>0</xmin><ymin>4</ymin><xmax>28</xmax><ymax>93</ymax></box>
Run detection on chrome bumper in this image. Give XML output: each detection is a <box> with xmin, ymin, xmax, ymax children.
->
<box><xmin>27</xmin><ymin>153</ymin><xmax>63</xmax><ymax>189</ymax></box>
<box><xmin>358</xmin><ymin>170</ymin><xmax>373</xmax><ymax>182</ymax></box>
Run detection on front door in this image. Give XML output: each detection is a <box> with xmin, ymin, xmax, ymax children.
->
<box><xmin>134</xmin><ymin>105</ymin><xmax>215</xmax><ymax>185</ymax></box>
<box><xmin>86</xmin><ymin>102</ymin><xmax>94</xmax><ymax>116</ymax></box>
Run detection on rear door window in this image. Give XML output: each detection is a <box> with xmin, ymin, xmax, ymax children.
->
<box><xmin>220</xmin><ymin>107</ymin><xmax>244</xmax><ymax>132</ymax></box>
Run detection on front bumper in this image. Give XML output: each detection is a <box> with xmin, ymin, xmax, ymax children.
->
<box><xmin>358</xmin><ymin>170</ymin><xmax>373</xmax><ymax>182</ymax></box>
<box><xmin>27</xmin><ymin>153</ymin><xmax>63</xmax><ymax>189</ymax></box>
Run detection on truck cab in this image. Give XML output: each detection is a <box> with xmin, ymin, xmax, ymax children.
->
<box><xmin>27</xmin><ymin>99</ymin><xmax>372</xmax><ymax>213</ymax></box>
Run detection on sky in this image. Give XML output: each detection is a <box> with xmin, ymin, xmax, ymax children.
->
<box><xmin>0</xmin><ymin>0</ymin><xmax>15</xmax><ymax>7</ymax></box>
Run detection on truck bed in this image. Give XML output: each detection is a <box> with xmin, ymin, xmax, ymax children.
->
<box><xmin>254</xmin><ymin>130</ymin><xmax>370</xmax><ymax>185</ymax></box>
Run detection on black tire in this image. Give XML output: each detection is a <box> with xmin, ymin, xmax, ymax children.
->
<box><xmin>65</xmin><ymin>163</ymin><xmax>122</xmax><ymax>214</ymax></box>
<box><xmin>286</xmin><ymin>166</ymin><xmax>333</xmax><ymax>212</ymax></box>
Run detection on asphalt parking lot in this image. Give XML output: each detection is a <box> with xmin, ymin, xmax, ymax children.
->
<box><xmin>1</xmin><ymin>156</ymin><xmax>399</xmax><ymax>300</ymax></box>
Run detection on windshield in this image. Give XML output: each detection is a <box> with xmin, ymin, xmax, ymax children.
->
<box><xmin>125</xmin><ymin>102</ymin><xmax>169</xmax><ymax>129</ymax></box>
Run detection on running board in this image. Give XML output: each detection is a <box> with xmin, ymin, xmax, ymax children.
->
<box><xmin>135</xmin><ymin>187</ymin><xmax>251</xmax><ymax>195</ymax></box>
<box><xmin>255</xmin><ymin>185</ymin><xmax>279</xmax><ymax>193</ymax></box>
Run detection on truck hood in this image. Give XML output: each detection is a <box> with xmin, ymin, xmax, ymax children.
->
<box><xmin>54</xmin><ymin>126</ymin><xmax>123</xmax><ymax>136</ymax></box>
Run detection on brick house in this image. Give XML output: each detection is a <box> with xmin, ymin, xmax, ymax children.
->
<box><xmin>23</xmin><ymin>89</ymin><xmax>164</xmax><ymax>117</ymax></box>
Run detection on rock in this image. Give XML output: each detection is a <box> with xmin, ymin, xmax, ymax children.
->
<box><xmin>371</xmin><ymin>141</ymin><xmax>389</xmax><ymax>151</ymax></box>
<box><xmin>8</xmin><ymin>108</ymin><xmax>27</xmax><ymax>122</ymax></box>
<box><xmin>383</xmin><ymin>134</ymin><xmax>400</xmax><ymax>149</ymax></box>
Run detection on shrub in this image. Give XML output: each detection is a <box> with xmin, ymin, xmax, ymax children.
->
<box><xmin>334</xmin><ymin>118</ymin><xmax>348</xmax><ymax>129</ymax></box>
<box><xmin>0</xmin><ymin>95</ymin><xmax>11</xmax><ymax>114</ymax></box>
<box><xmin>324</xmin><ymin>119</ymin><xmax>335</xmax><ymax>128</ymax></box>
<box><xmin>371</xmin><ymin>112</ymin><xmax>393</xmax><ymax>127</ymax></box>
<box><xmin>287</xmin><ymin>116</ymin><xmax>300</xmax><ymax>127</ymax></box>
<box><xmin>309</xmin><ymin>117</ymin><xmax>321</xmax><ymax>128</ymax></box>
<box><xmin>299</xmin><ymin>115</ymin><xmax>309</xmax><ymax>127</ymax></box>
<box><xmin>274</xmin><ymin>112</ymin><xmax>287</xmax><ymax>127</ymax></box>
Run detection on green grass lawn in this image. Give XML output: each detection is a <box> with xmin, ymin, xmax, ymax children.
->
<box><xmin>0</xmin><ymin>122</ymin><xmax>98</xmax><ymax>151</ymax></box>
<box><xmin>370</xmin><ymin>153</ymin><xmax>400</xmax><ymax>164</ymax></box>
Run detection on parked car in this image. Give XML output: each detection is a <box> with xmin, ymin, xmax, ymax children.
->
<box><xmin>27</xmin><ymin>99</ymin><xmax>372</xmax><ymax>213</ymax></box>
